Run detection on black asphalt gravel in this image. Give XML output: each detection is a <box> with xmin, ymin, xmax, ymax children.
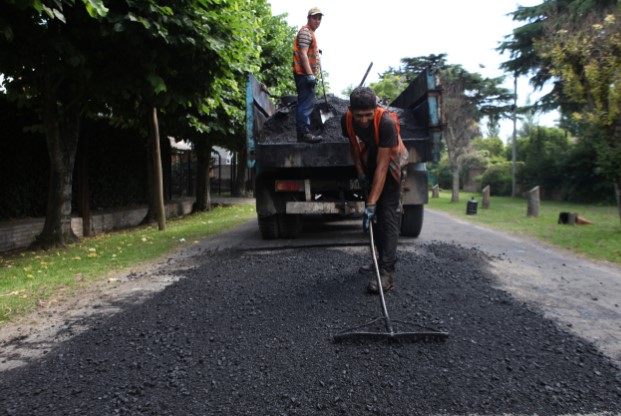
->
<box><xmin>261</xmin><ymin>95</ymin><xmax>421</xmax><ymax>144</ymax></box>
<box><xmin>1</xmin><ymin>241</ymin><xmax>621</xmax><ymax>415</ymax></box>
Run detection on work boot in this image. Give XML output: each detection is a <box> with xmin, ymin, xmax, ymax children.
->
<box><xmin>367</xmin><ymin>269</ymin><xmax>394</xmax><ymax>294</ymax></box>
<box><xmin>297</xmin><ymin>132</ymin><xmax>322</xmax><ymax>143</ymax></box>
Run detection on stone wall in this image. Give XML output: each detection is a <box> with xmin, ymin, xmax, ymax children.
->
<box><xmin>0</xmin><ymin>199</ymin><xmax>194</xmax><ymax>253</ymax></box>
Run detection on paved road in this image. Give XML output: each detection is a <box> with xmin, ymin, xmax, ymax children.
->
<box><xmin>1</xmin><ymin>204</ymin><xmax>620</xmax><ymax>415</ymax></box>
<box><xmin>419</xmin><ymin>210</ymin><xmax>621</xmax><ymax>367</ymax></box>
<box><xmin>196</xmin><ymin>205</ymin><xmax>621</xmax><ymax>366</ymax></box>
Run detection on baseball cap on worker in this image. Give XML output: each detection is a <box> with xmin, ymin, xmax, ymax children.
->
<box><xmin>308</xmin><ymin>7</ymin><xmax>323</xmax><ymax>17</ymax></box>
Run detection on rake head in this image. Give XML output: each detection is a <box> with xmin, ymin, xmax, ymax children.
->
<box><xmin>332</xmin><ymin>317</ymin><xmax>448</xmax><ymax>344</ymax></box>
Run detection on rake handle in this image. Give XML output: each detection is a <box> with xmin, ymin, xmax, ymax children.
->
<box><xmin>369</xmin><ymin>223</ymin><xmax>394</xmax><ymax>335</ymax></box>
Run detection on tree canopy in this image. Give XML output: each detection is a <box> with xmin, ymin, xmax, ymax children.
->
<box><xmin>0</xmin><ymin>0</ymin><xmax>296</xmax><ymax>246</ymax></box>
<box><xmin>373</xmin><ymin>54</ymin><xmax>513</xmax><ymax>202</ymax></box>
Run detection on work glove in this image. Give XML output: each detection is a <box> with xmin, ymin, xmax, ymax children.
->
<box><xmin>306</xmin><ymin>74</ymin><xmax>317</xmax><ymax>88</ymax></box>
<box><xmin>362</xmin><ymin>204</ymin><xmax>376</xmax><ymax>232</ymax></box>
<box><xmin>357</xmin><ymin>174</ymin><xmax>370</xmax><ymax>190</ymax></box>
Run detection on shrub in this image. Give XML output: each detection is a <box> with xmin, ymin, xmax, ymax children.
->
<box><xmin>480</xmin><ymin>162</ymin><xmax>523</xmax><ymax>196</ymax></box>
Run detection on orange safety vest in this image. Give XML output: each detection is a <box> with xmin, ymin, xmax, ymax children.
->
<box><xmin>292</xmin><ymin>25</ymin><xmax>320</xmax><ymax>76</ymax></box>
<box><xmin>345</xmin><ymin>107</ymin><xmax>409</xmax><ymax>183</ymax></box>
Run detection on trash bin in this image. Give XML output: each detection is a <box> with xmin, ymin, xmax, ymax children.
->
<box><xmin>466</xmin><ymin>197</ymin><xmax>478</xmax><ymax>215</ymax></box>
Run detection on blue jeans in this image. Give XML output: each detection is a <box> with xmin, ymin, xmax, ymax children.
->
<box><xmin>294</xmin><ymin>74</ymin><xmax>316</xmax><ymax>135</ymax></box>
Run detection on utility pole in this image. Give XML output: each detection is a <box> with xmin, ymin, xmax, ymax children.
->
<box><xmin>511</xmin><ymin>73</ymin><xmax>518</xmax><ymax>198</ymax></box>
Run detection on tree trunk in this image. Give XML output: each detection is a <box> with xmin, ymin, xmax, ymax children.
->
<box><xmin>450</xmin><ymin>161</ymin><xmax>460</xmax><ymax>203</ymax></box>
<box><xmin>527</xmin><ymin>186</ymin><xmax>540</xmax><ymax>217</ymax></box>
<box><xmin>193</xmin><ymin>139</ymin><xmax>212</xmax><ymax>212</ymax></box>
<box><xmin>142</xmin><ymin>140</ymin><xmax>157</xmax><ymax>225</ymax></box>
<box><xmin>76</xmin><ymin>130</ymin><xmax>90</xmax><ymax>237</ymax></box>
<box><xmin>149</xmin><ymin>106</ymin><xmax>166</xmax><ymax>231</ymax></box>
<box><xmin>233</xmin><ymin>143</ymin><xmax>249</xmax><ymax>197</ymax></box>
<box><xmin>446</xmin><ymin>126</ymin><xmax>461</xmax><ymax>203</ymax></box>
<box><xmin>615</xmin><ymin>178</ymin><xmax>621</xmax><ymax>226</ymax></box>
<box><xmin>32</xmin><ymin>82</ymin><xmax>81</xmax><ymax>249</ymax></box>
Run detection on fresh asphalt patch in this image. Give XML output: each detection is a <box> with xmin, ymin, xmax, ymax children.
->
<box><xmin>1</xmin><ymin>241</ymin><xmax>620</xmax><ymax>415</ymax></box>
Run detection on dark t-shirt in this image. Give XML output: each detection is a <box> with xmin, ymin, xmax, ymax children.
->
<box><xmin>341</xmin><ymin>111</ymin><xmax>399</xmax><ymax>185</ymax></box>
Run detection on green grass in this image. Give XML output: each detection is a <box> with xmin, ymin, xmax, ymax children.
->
<box><xmin>427</xmin><ymin>191</ymin><xmax>621</xmax><ymax>265</ymax></box>
<box><xmin>0</xmin><ymin>204</ymin><xmax>256</xmax><ymax>324</ymax></box>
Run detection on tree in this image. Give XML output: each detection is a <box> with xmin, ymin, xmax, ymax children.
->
<box><xmin>397</xmin><ymin>54</ymin><xmax>448</xmax><ymax>80</ymax></box>
<box><xmin>534</xmin><ymin>5</ymin><xmax>621</xmax><ymax>222</ymax></box>
<box><xmin>518</xmin><ymin>126</ymin><xmax>572</xmax><ymax>196</ymax></box>
<box><xmin>518</xmin><ymin>97</ymin><xmax>539</xmax><ymax>138</ymax></box>
<box><xmin>229</xmin><ymin>2</ymin><xmax>296</xmax><ymax>198</ymax></box>
<box><xmin>0</xmin><ymin>2</ymin><xmax>108</xmax><ymax>248</ymax></box>
<box><xmin>94</xmin><ymin>0</ymin><xmax>263</xmax><ymax>218</ymax></box>
<box><xmin>485</xmin><ymin>113</ymin><xmax>501</xmax><ymax>138</ymax></box>
<box><xmin>440</xmin><ymin>65</ymin><xmax>513</xmax><ymax>201</ymax></box>
<box><xmin>498</xmin><ymin>0</ymin><xmax>617</xmax><ymax>114</ymax></box>
<box><xmin>0</xmin><ymin>0</ymin><xmax>107</xmax><ymax>30</ymax></box>
<box><xmin>374</xmin><ymin>55</ymin><xmax>513</xmax><ymax>202</ymax></box>
<box><xmin>471</xmin><ymin>137</ymin><xmax>505</xmax><ymax>158</ymax></box>
<box><xmin>441</xmin><ymin>71</ymin><xmax>481</xmax><ymax>201</ymax></box>
<box><xmin>184</xmin><ymin>2</ymin><xmax>296</xmax><ymax>204</ymax></box>
<box><xmin>369</xmin><ymin>73</ymin><xmax>407</xmax><ymax>104</ymax></box>
<box><xmin>0</xmin><ymin>0</ymin><xmax>269</xmax><ymax>247</ymax></box>
<box><xmin>258</xmin><ymin>10</ymin><xmax>297</xmax><ymax>97</ymax></box>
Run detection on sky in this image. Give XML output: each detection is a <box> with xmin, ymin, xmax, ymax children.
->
<box><xmin>267</xmin><ymin>0</ymin><xmax>559</xmax><ymax>141</ymax></box>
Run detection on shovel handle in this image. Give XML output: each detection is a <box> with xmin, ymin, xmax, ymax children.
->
<box><xmin>359</xmin><ymin>62</ymin><xmax>373</xmax><ymax>87</ymax></box>
<box><xmin>319</xmin><ymin>62</ymin><xmax>328</xmax><ymax>105</ymax></box>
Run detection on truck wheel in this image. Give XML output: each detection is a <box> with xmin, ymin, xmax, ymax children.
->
<box><xmin>278</xmin><ymin>214</ymin><xmax>302</xmax><ymax>239</ymax></box>
<box><xmin>258</xmin><ymin>215</ymin><xmax>279</xmax><ymax>239</ymax></box>
<box><xmin>401</xmin><ymin>205</ymin><xmax>424</xmax><ymax>237</ymax></box>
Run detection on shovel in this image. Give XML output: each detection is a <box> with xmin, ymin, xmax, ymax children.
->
<box><xmin>318</xmin><ymin>62</ymin><xmax>334</xmax><ymax>124</ymax></box>
<box><xmin>359</xmin><ymin>62</ymin><xmax>373</xmax><ymax>87</ymax></box>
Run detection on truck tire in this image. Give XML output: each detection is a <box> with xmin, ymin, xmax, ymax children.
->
<box><xmin>278</xmin><ymin>214</ymin><xmax>302</xmax><ymax>239</ymax></box>
<box><xmin>401</xmin><ymin>205</ymin><xmax>424</xmax><ymax>237</ymax></box>
<box><xmin>258</xmin><ymin>215</ymin><xmax>279</xmax><ymax>240</ymax></box>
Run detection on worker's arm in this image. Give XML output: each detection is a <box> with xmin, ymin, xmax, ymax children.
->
<box><xmin>298</xmin><ymin>46</ymin><xmax>313</xmax><ymax>75</ymax></box>
<box><xmin>349</xmin><ymin>144</ymin><xmax>365</xmax><ymax>178</ymax></box>
<box><xmin>367</xmin><ymin>147</ymin><xmax>391</xmax><ymax>205</ymax></box>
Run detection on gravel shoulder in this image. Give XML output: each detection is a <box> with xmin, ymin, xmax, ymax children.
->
<box><xmin>419</xmin><ymin>209</ymin><xmax>621</xmax><ymax>367</ymax></box>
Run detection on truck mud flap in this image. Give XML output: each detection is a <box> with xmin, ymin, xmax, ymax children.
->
<box><xmin>402</xmin><ymin>164</ymin><xmax>429</xmax><ymax>206</ymax></box>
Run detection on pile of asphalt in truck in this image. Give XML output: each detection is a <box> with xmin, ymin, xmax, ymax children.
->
<box><xmin>261</xmin><ymin>94</ymin><xmax>423</xmax><ymax>144</ymax></box>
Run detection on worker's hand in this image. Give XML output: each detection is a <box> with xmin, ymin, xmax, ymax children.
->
<box><xmin>306</xmin><ymin>75</ymin><xmax>317</xmax><ymax>88</ymax></box>
<box><xmin>358</xmin><ymin>174</ymin><xmax>370</xmax><ymax>190</ymax></box>
<box><xmin>362</xmin><ymin>204</ymin><xmax>376</xmax><ymax>232</ymax></box>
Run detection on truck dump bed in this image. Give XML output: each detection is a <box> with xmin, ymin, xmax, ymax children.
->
<box><xmin>247</xmin><ymin>69</ymin><xmax>442</xmax><ymax>169</ymax></box>
<box><xmin>245</xmin><ymin>69</ymin><xmax>442</xmax><ymax>239</ymax></box>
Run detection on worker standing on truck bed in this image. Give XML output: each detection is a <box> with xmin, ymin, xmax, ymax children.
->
<box><xmin>342</xmin><ymin>87</ymin><xmax>408</xmax><ymax>294</ymax></box>
<box><xmin>292</xmin><ymin>7</ymin><xmax>323</xmax><ymax>144</ymax></box>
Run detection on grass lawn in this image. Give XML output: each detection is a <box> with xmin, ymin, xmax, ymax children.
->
<box><xmin>0</xmin><ymin>204</ymin><xmax>256</xmax><ymax>324</ymax></box>
<box><xmin>427</xmin><ymin>191</ymin><xmax>621</xmax><ymax>266</ymax></box>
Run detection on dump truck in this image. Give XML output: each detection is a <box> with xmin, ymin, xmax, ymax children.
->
<box><xmin>245</xmin><ymin>68</ymin><xmax>442</xmax><ymax>239</ymax></box>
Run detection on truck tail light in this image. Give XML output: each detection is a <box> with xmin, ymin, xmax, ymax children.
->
<box><xmin>275</xmin><ymin>180</ymin><xmax>305</xmax><ymax>192</ymax></box>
